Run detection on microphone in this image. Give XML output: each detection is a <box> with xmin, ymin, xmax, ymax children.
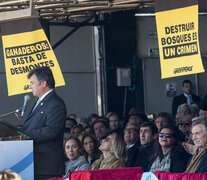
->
<box><xmin>21</xmin><ymin>95</ymin><xmax>30</xmax><ymax>118</ymax></box>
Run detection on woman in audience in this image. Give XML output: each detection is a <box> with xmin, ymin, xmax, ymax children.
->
<box><xmin>82</xmin><ymin>133</ymin><xmax>102</xmax><ymax>165</ymax></box>
<box><xmin>150</xmin><ymin>125</ymin><xmax>190</xmax><ymax>173</ymax></box>
<box><xmin>90</xmin><ymin>132</ymin><xmax>126</xmax><ymax>170</ymax></box>
<box><xmin>63</xmin><ymin>135</ymin><xmax>90</xmax><ymax>178</ymax></box>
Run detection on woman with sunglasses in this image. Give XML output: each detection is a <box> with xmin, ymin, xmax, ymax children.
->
<box><xmin>150</xmin><ymin>125</ymin><xmax>190</xmax><ymax>173</ymax></box>
<box><xmin>90</xmin><ymin>132</ymin><xmax>126</xmax><ymax>170</ymax></box>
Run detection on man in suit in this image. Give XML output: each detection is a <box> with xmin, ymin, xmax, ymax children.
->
<box><xmin>172</xmin><ymin>79</ymin><xmax>200</xmax><ymax>117</ymax></box>
<box><xmin>23</xmin><ymin>66</ymin><xmax>67</xmax><ymax>180</ymax></box>
<box><xmin>134</xmin><ymin>121</ymin><xmax>158</xmax><ymax>171</ymax></box>
<box><xmin>124</xmin><ymin>122</ymin><xmax>140</xmax><ymax>167</ymax></box>
<box><xmin>186</xmin><ymin>116</ymin><xmax>207</xmax><ymax>173</ymax></box>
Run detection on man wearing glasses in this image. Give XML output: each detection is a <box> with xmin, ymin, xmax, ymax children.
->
<box><xmin>124</xmin><ymin>122</ymin><xmax>140</xmax><ymax>167</ymax></box>
<box><xmin>179</xmin><ymin>112</ymin><xmax>194</xmax><ymax>142</ymax></box>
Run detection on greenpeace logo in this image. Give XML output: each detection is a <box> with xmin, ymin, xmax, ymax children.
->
<box><xmin>174</xmin><ymin>66</ymin><xmax>193</xmax><ymax>74</ymax></box>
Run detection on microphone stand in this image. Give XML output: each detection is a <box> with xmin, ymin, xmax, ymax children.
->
<box><xmin>0</xmin><ymin>109</ymin><xmax>22</xmax><ymax>120</ymax></box>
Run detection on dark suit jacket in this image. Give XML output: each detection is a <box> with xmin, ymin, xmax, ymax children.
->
<box><xmin>172</xmin><ymin>93</ymin><xmax>200</xmax><ymax>116</ymax></box>
<box><xmin>23</xmin><ymin>90</ymin><xmax>67</xmax><ymax>176</ymax></box>
<box><xmin>134</xmin><ymin>142</ymin><xmax>154</xmax><ymax>171</ymax></box>
<box><xmin>170</xmin><ymin>150</ymin><xmax>191</xmax><ymax>173</ymax></box>
<box><xmin>187</xmin><ymin>150</ymin><xmax>207</xmax><ymax>173</ymax></box>
<box><xmin>125</xmin><ymin>142</ymin><xmax>140</xmax><ymax>167</ymax></box>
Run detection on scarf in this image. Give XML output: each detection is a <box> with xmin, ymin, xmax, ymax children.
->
<box><xmin>150</xmin><ymin>148</ymin><xmax>172</xmax><ymax>172</ymax></box>
<box><xmin>185</xmin><ymin>145</ymin><xmax>207</xmax><ymax>173</ymax></box>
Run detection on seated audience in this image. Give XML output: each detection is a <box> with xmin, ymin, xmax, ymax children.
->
<box><xmin>150</xmin><ymin>125</ymin><xmax>190</xmax><ymax>173</ymax></box>
<box><xmin>155</xmin><ymin>112</ymin><xmax>174</xmax><ymax>131</ymax></box>
<box><xmin>82</xmin><ymin>133</ymin><xmax>102</xmax><ymax>165</ymax></box>
<box><xmin>63</xmin><ymin>135</ymin><xmax>89</xmax><ymax>178</ymax></box>
<box><xmin>90</xmin><ymin>132</ymin><xmax>126</xmax><ymax>170</ymax></box>
<box><xmin>186</xmin><ymin>116</ymin><xmax>207</xmax><ymax>173</ymax></box>
<box><xmin>134</xmin><ymin>121</ymin><xmax>158</xmax><ymax>171</ymax></box>
<box><xmin>92</xmin><ymin>118</ymin><xmax>110</xmax><ymax>142</ymax></box>
<box><xmin>124</xmin><ymin>122</ymin><xmax>140</xmax><ymax>167</ymax></box>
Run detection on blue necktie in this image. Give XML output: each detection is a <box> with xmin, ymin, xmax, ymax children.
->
<box><xmin>32</xmin><ymin>99</ymin><xmax>41</xmax><ymax>111</ymax></box>
<box><xmin>187</xmin><ymin>95</ymin><xmax>192</xmax><ymax>105</ymax></box>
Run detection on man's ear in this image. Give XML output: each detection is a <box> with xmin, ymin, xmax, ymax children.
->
<box><xmin>41</xmin><ymin>81</ymin><xmax>47</xmax><ymax>87</ymax></box>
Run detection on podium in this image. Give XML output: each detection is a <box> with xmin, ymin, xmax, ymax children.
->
<box><xmin>0</xmin><ymin>119</ymin><xmax>34</xmax><ymax>180</ymax></box>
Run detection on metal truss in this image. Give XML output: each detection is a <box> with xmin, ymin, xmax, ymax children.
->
<box><xmin>0</xmin><ymin>0</ymin><xmax>154</xmax><ymax>23</ymax></box>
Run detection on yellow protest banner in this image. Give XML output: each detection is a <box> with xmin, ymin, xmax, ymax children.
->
<box><xmin>0</xmin><ymin>17</ymin><xmax>65</xmax><ymax>96</ymax></box>
<box><xmin>155</xmin><ymin>0</ymin><xmax>204</xmax><ymax>79</ymax></box>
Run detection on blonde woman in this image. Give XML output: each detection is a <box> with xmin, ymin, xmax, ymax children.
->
<box><xmin>0</xmin><ymin>170</ymin><xmax>21</xmax><ymax>180</ymax></box>
<box><xmin>90</xmin><ymin>132</ymin><xmax>126</xmax><ymax>170</ymax></box>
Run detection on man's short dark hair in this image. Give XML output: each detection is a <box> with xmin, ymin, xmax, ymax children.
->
<box><xmin>157</xmin><ymin>112</ymin><xmax>174</xmax><ymax>124</ymax></box>
<box><xmin>128</xmin><ymin>113</ymin><xmax>149</xmax><ymax>123</ymax></box>
<box><xmin>182</xmin><ymin>79</ymin><xmax>192</xmax><ymax>86</ymax></box>
<box><xmin>141</xmin><ymin>121</ymin><xmax>158</xmax><ymax>135</ymax></box>
<box><xmin>92</xmin><ymin>117</ymin><xmax>110</xmax><ymax>129</ymax></box>
<box><xmin>28</xmin><ymin>66</ymin><xmax>55</xmax><ymax>89</ymax></box>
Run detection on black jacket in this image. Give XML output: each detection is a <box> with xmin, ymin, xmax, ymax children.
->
<box><xmin>23</xmin><ymin>91</ymin><xmax>67</xmax><ymax>176</ymax></box>
<box><xmin>125</xmin><ymin>142</ymin><xmax>140</xmax><ymax>167</ymax></box>
<box><xmin>187</xmin><ymin>150</ymin><xmax>207</xmax><ymax>173</ymax></box>
<box><xmin>172</xmin><ymin>93</ymin><xmax>200</xmax><ymax>116</ymax></box>
<box><xmin>134</xmin><ymin>142</ymin><xmax>155</xmax><ymax>171</ymax></box>
<box><xmin>170</xmin><ymin>149</ymin><xmax>191</xmax><ymax>173</ymax></box>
